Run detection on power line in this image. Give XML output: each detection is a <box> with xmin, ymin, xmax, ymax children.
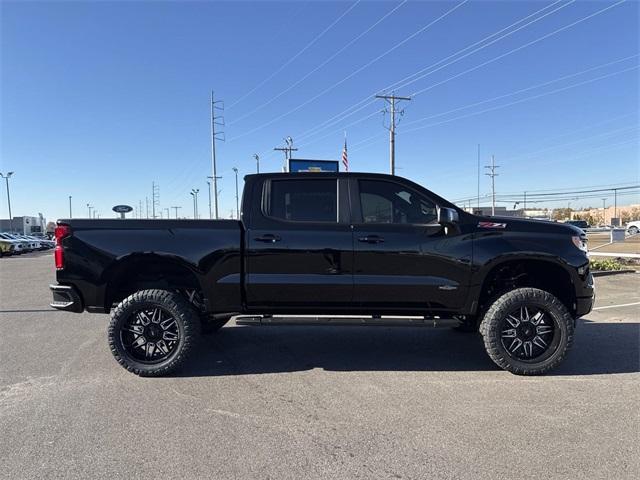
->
<box><xmin>306</xmin><ymin>56</ymin><xmax>638</xmax><ymax>155</ymax></box>
<box><xmin>400</xmin><ymin>65</ymin><xmax>639</xmax><ymax>135</ymax></box>
<box><xmin>227</xmin><ymin>1</ymin><xmax>361</xmax><ymax>110</ymax></box>
<box><xmin>403</xmin><ymin>55</ymin><xmax>638</xmax><ymax>129</ymax></box>
<box><xmin>283</xmin><ymin>0</ymin><xmax>573</xmax><ymax>148</ymax></box>
<box><xmin>229</xmin><ymin>1</ymin><xmax>406</xmax><ymax>126</ymax></box>
<box><xmin>300</xmin><ymin>0</ymin><xmax>624</xmax><ymax>152</ymax></box>
<box><xmin>409</xmin><ymin>0</ymin><xmax>627</xmax><ymax>98</ymax></box>
<box><xmin>245</xmin><ymin>0</ymin><xmax>579</xmax><ymax>166</ymax></box>
<box><xmin>228</xmin><ymin>0</ymin><xmax>469</xmax><ymax>143</ymax></box>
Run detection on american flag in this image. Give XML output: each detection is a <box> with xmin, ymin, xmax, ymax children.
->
<box><xmin>342</xmin><ymin>135</ymin><xmax>348</xmax><ymax>171</ymax></box>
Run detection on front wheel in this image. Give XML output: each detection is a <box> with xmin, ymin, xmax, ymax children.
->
<box><xmin>480</xmin><ymin>288</ymin><xmax>574</xmax><ymax>375</ymax></box>
<box><xmin>108</xmin><ymin>289</ymin><xmax>201</xmax><ymax>376</ymax></box>
<box><xmin>629</xmin><ymin>226</ymin><xmax>639</xmax><ymax>235</ymax></box>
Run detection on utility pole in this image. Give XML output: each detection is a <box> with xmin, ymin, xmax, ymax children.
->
<box><xmin>145</xmin><ymin>197</ymin><xmax>149</xmax><ymax>219</ymax></box>
<box><xmin>139</xmin><ymin>200</ymin><xmax>143</xmax><ymax>219</ymax></box>
<box><xmin>164</xmin><ymin>207</ymin><xmax>170</xmax><ymax>218</ymax></box>
<box><xmin>87</xmin><ymin>203</ymin><xmax>92</xmax><ymax>218</ymax></box>
<box><xmin>375</xmin><ymin>92</ymin><xmax>411</xmax><ymax>175</ymax></box>
<box><xmin>232</xmin><ymin>167</ymin><xmax>239</xmax><ymax>219</ymax></box>
<box><xmin>524</xmin><ymin>191</ymin><xmax>527</xmax><ymax>211</ymax></box>
<box><xmin>69</xmin><ymin>195</ymin><xmax>72</xmax><ymax>218</ymax></box>
<box><xmin>477</xmin><ymin>144</ymin><xmax>480</xmax><ymax>213</ymax></box>
<box><xmin>206</xmin><ymin>175</ymin><xmax>222</xmax><ymax>219</ymax></box>
<box><xmin>151</xmin><ymin>182</ymin><xmax>160</xmax><ymax>218</ymax></box>
<box><xmin>484</xmin><ymin>155</ymin><xmax>499</xmax><ymax>216</ymax></box>
<box><xmin>0</xmin><ymin>172</ymin><xmax>14</xmax><ymax>232</ymax></box>
<box><xmin>171</xmin><ymin>206</ymin><xmax>181</xmax><ymax>219</ymax></box>
<box><xmin>253</xmin><ymin>153</ymin><xmax>260</xmax><ymax>173</ymax></box>
<box><xmin>274</xmin><ymin>137</ymin><xmax>298</xmax><ymax>172</ymax></box>
<box><xmin>206</xmin><ymin>181</ymin><xmax>212</xmax><ymax>219</ymax></box>
<box><xmin>614</xmin><ymin>188</ymin><xmax>618</xmax><ymax>223</ymax></box>
<box><xmin>210</xmin><ymin>91</ymin><xmax>225</xmax><ymax>219</ymax></box>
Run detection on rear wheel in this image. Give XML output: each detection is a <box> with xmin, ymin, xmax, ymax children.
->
<box><xmin>108</xmin><ymin>289</ymin><xmax>201</xmax><ymax>376</ymax></box>
<box><xmin>480</xmin><ymin>288</ymin><xmax>573</xmax><ymax>375</ymax></box>
<box><xmin>629</xmin><ymin>226</ymin><xmax>639</xmax><ymax>235</ymax></box>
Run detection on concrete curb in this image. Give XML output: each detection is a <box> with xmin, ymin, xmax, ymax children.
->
<box><xmin>592</xmin><ymin>269</ymin><xmax>637</xmax><ymax>277</ymax></box>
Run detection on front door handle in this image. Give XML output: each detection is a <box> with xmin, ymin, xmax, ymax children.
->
<box><xmin>255</xmin><ymin>234</ymin><xmax>281</xmax><ymax>243</ymax></box>
<box><xmin>358</xmin><ymin>235</ymin><xmax>384</xmax><ymax>244</ymax></box>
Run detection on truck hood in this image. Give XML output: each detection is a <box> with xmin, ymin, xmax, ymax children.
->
<box><xmin>473</xmin><ymin>215</ymin><xmax>584</xmax><ymax>236</ymax></box>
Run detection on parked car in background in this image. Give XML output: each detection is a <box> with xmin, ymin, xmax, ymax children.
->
<box><xmin>21</xmin><ymin>234</ymin><xmax>53</xmax><ymax>250</ymax></box>
<box><xmin>565</xmin><ymin>220</ymin><xmax>589</xmax><ymax>231</ymax></box>
<box><xmin>626</xmin><ymin>221</ymin><xmax>640</xmax><ymax>235</ymax></box>
<box><xmin>0</xmin><ymin>233</ymin><xmax>26</xmax><ymax>254</ymax></box>
<box><xmin>4</xmin><ymin>233</ymin><xmax>36</xmax><ymax>251</ymax></box>
<box><xmin>0</xmin><ymin>238</ymin><xmax>15</xmax><ymax>256</ymax></box>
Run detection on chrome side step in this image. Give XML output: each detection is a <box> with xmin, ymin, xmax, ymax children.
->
<box><xmin>234</xmin><ymin>315</ymin><xmax>461</xmax><ymax>328</ymax></box>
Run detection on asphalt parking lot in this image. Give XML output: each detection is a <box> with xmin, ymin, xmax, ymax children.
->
<box><xmin>1</xmin><ymin>252</ymin><xmax>638</xmax><ymax>479</ymax></box>
<box><xmin>587</xmin><ymin>231</ymin><xmax>640</xmax><ymax>254</ymax></box>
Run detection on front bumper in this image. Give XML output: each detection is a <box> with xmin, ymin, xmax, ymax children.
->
<box><xmin>575</xmin><ymin>272</ymin><xmax>595</xmax><ymax>317</ymax></box>
<box><xmin>50</xmin><ymin>284</ymin><xmax>84</xmax><ymax>313</ymax></box>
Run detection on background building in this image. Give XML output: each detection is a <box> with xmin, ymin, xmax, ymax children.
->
<box><xmin>0</xmin><ymin>215</ymin><xmax>47</xmax><ymax>235</ymax></box>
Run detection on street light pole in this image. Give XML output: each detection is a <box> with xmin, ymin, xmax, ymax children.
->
<box><xmin>0</xmin><ymin>172</ymin><xmax>14</xmax><ymax>232</ymax></box>
<box><xmin>253</xmin><ymin>154</ymin><xmax>260</xmax><ymax>173</ymax></box>
<box><xmin>87</xmin><ymin>203</ymin><xmax>92</xmax><ymax>218</ymax></box>
<box><xmin>232</xmin><ymin>167</ymin><xmax>239</xmax><ymax>219</ymax></box>
<box><xmin>69</xmin><ymin>195</ymin><xmax>72</xmax><ymax>218</ymax></box>
<box><xmin>190</xmin><ymin>189</ymin><xmax>199</xmax><ymax>219</ymax></box>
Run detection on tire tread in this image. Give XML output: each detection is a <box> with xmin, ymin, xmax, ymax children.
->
<box><xmin>107</xmin><ymin>289</ymin><xmax>201</xmax><ymax>377</ymax></box>
<box><xmin>479</xmin><ymin>287</ymin><xmax>574</xmax><ymax>375</ymax></box>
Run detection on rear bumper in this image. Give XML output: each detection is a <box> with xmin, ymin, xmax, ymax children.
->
<box><xmin>50</xmin><ymin>284</ymin><xmax>83</xmax><ymax>313</ymax></box>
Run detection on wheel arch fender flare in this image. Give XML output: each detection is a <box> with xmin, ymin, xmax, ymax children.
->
<box><xmin>102</xmin><ymin>252</ymin><xmax>206</xmax><ymax>310</ymax></box>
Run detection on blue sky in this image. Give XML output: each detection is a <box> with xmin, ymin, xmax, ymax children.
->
<box><xmin>1</xmin><ymin>0</ymin><xmax>638</xmax><ymax>221</ymax></box>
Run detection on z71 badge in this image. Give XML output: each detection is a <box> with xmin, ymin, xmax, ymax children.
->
<box><xmin>478</xmin><ymin>221</ymin><xmax>507</xmax><ymax>229</ymax></box>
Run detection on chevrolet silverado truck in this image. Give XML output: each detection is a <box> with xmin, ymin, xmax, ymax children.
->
<box><xmin>50</xmin><ymin>172</ymin><xmax>594</xmax><ymax>376</ymax></box>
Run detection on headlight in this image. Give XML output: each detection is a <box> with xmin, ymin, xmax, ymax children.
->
<box><xmin>572</xmin><ymin>235</ymin><xmax>588</xmax><ymax>252</ymax></box>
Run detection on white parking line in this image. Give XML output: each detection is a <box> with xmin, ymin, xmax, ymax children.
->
<box><xmin>593</xmin><ymin>302</ymin><xmax>640</xmax><ymax>311</ymax></box>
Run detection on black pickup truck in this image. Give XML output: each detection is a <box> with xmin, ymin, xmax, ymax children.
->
<box><xmin>50</xmin><ymin>172</ymin><xmax>594</xmax><ymax>376</ymax></box>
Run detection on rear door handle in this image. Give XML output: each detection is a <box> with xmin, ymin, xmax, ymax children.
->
<box><xmin>358</xmin><ymin>235</ymin><xmax>384</xmax><ymax>244</ymax></box>
<box><xmin>255</xmin><ymin>234</ymin><xmax>281</xmax><ymax>243</ymax></box>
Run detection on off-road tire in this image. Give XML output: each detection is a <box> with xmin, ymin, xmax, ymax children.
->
<box><xmin>480</xmin><ymin>287</ymin><xmax>574</xmax><ymax>375</ymax></box>
<box><xmin>108</xmin><ymin>289</ymin><xmax>201</xmax><ymax>377</ymax></box>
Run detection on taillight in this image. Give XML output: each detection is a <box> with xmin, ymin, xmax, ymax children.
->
<box><xmin>54</xmin><ymin>224</ymin><xmax>71</xmax><ymax>269</ymax></box>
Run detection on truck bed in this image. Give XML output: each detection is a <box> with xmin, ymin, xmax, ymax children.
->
<box><xmin>54</xmin><ymin>219</ymin><xmax>244</xmax><ymax>313</ymax></box>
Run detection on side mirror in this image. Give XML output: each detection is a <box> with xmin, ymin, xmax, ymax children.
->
<box><xmin>437</xmin><ymin>207</ymin><xmax>459</xmax><ymax>227</ymax></box>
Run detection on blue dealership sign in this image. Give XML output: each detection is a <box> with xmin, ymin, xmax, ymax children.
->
<box><xmin>288</xmin><ymin>159</ymin><xmax>339</xmax><ymax>173</ymax></box>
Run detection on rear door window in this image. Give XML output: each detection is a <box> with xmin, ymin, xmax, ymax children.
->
<box><xmin>267</xmin><ymin>179</ymin><xmax>338</xmax><ymax>222</ymax></box>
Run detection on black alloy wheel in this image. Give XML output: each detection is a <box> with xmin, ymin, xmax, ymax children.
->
<box><xmin>480</xmin><ymin>288</ymin><xmax>574</xmax><ymax>375</ymax></box>
<box><xmin>499</xmin><ymin>305</ymin><xmax>558</xmax><ymax>362</ymax></box>
<box><xmin>120</xmin><ymin>306</ymin><xmax>181</xmax><ymax>363</ymax></box>
<box><xmin>108</xmin><ymin>289</ymin><xmax>201</xmax><ymax>376</ymax></box>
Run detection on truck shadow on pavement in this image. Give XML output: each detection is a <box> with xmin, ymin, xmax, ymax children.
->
<box><xmin>177</xmin><ymin>318</ymin><xmax>639</xmax><ymax>377</ymax></box>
